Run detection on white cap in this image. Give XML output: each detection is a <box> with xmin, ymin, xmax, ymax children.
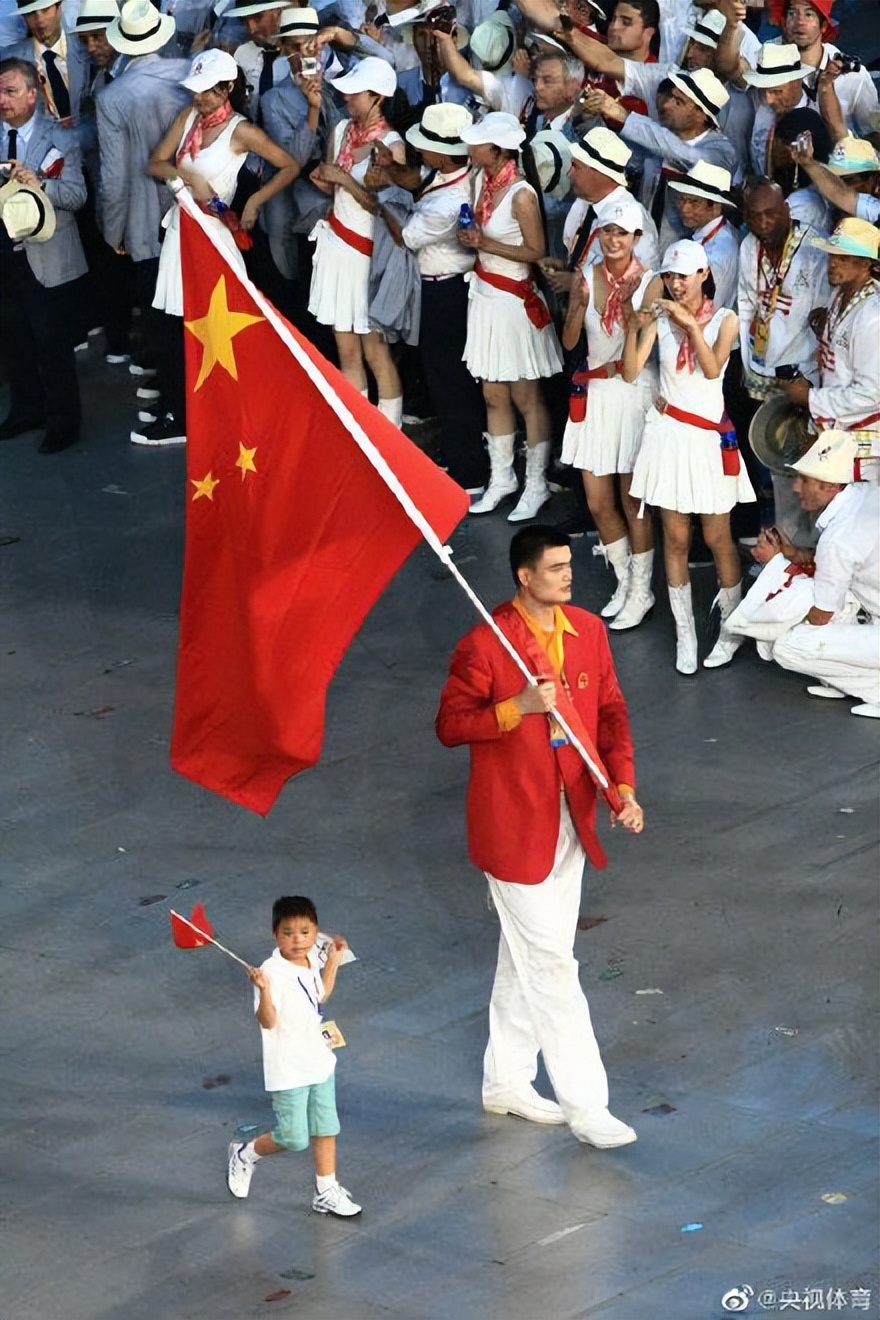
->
<box><xmin>460</xmin><ymin>111</ymin><xmax>525</xmax><ymax>152</ymax></box>
<box><xmin>742</xmin><ymin>42</ymin><xmax>810</xmax><ymax>88</ymax></box>
<box><xmin>661</xmin><ymin>239</ymin><xmax>710</xmax><ymax>275</ymax></box>
<box><xmin>595</xmin><ymin>196</ymin><xmax>644</xmax><ymax>233</ymax></box>
<box><xmin>789</xmin><ymin>431</ymin><xmax>859</xmax><ymax>484</ymax></box>
<box><xmin>328</xmin><ymin>56</ymin><xmax>397</xmax><ymax>98</ymax></box>
<box><xmin>181</xmin><ymin>49</ymin><xmax>239</xmax><ymax>92</ymax></box>
<box><xmin>569</xmin><ymin>125</ymin><xmax>631</xmax><ymax>185</ymax></box>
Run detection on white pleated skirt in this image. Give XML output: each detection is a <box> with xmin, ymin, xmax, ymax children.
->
<box><xmin>629</xmin><ymin>407</ymin><xmax>756</xmax><ymax>514</ymax></box>
<box><xmin>463</xmin><ymin>278</ymin><xmax>562</xmax><ymax>383</ymax></box>
<box><xmin>308</xmin><ymin>219</ymin><xmax>371</xmax><ymax>335</ymax></box>
<box><xmin>560</xmin><ymin>369</ymin><xmax>656</xmax><ymax>475</ymax></box>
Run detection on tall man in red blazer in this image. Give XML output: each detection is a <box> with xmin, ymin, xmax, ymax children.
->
<box><xmin>436</xmin><ymin>526</ymin><xmax>644</xmax><ymax>1148</ymax></box>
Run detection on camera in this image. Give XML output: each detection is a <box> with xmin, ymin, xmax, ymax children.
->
<box><xmin>774</xmin><ymin>364</ymin><xmax>801</xmax><ymax>381</ymax></box>
<box><xmin>792</xmin><ymin>130</ymin><xmax>812</xmax><ymax>154</ymax></box>
<box><xmin>300</xmin><ymin>55</ymin><xmax>319</xmax><ymax>77</ymax></box>
<box><xmin>834</xmin><ymin>53</ymin><xmax>862</xmax><ymax>74</ymax></box>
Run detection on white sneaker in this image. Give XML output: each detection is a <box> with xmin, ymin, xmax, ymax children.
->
<box><xmin>136</xmin><ymin>385</ymin><xmax>161</xmax><ymax>401</ymax></box>
<box><xmin>806</xmin><ymin>684</ymin><xmax>846</xmax><ymax>700</ymax></box>
<box><xmin>483</xmin><ymin>1086</ymin><xmax>566</xmax><ymax>1125</ymax></box>
<box><xmin>227</xmin><ymin>1142</ymin><xmax>255</xmax><ymax>1198</ymax></box>
<box><xmin>311</xmin><ymin>1182</ymin><xmax>362</xmax><ymax>1217</ymax></box>
<box><xmin>572</xmin><ymin>1108</ymin><xmax>637</xmax><ymax>1149</ymax></box>
<box><xmin>851</xmin><ymin>703</ymin><xmax>880</xmax><ymax>719</ymax></box>
<box><xmin>106</xmin><ymin>352</ymin><xmax>131</xmax><ymax>365</ymax></box>
<box><xmin>129</xmin><ymin>363</ymin><xmax>157</xmax><ymax>378</ymax></box>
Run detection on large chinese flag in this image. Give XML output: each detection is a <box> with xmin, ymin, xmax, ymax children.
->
<box><xmin>171</xmin><ymin>205</ymin><xmax>469</xmax><ymax>814</ymax></box>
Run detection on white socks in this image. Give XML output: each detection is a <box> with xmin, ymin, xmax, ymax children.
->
<box><xmin>315</xmin><ymin>1173</ymin><xmax>337</xmax><ymax>1194</ymax></box>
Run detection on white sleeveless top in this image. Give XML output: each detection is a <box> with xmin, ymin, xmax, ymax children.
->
<box><xmin>656</xmin><ymin>306</ymin><xmax>735</xmax><ymax>423</ymax></box>
<box><xmin>473</xmin><ymin>176</ymin><xmax>535</xmax><ymax>282</ymax></box>
<box><xmin>584</xmin><ymin>266</ymin><xmax>654</xmax><ymax>370</ymax></box>
<box><xmin>177</xmin><ymin>110</ymin><xmax>248</xmax><ymax>206</ymax></box>
<box><xmin>331</xmin><ymin>119</ymin><xmax>403</xmax><ymax>238</ymax></box>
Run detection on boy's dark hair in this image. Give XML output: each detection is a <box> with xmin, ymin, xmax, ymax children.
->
<box><xmin>509</xmin><ymin>526</ymin><xmax>571</xmax><ymax>588</ymax></box>
<box><xmin>272</xmin><ymin>895</ymin><xmax>319</xmax><ymax>930</ymax></box>
<box><xmin>611</xmin><ymin>0</ymin><xmax>661</xmax><ymax>55</ymax></box>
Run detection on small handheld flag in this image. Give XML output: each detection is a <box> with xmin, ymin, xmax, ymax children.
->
<box><xmin>168</xmin><ymin>904</ymin><xmax>250</xmax><ymax>968</ymax></box>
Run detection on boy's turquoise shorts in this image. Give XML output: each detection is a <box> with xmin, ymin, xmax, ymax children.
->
<box><xmin>269</xmin><ymin>1075</ymin><xmax>340</xmax><ymax>1151</ymax></box>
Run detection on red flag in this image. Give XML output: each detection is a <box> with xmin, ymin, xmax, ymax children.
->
<box><xmin>171</xmin><ymin>206</ymin><xmax>469</xmax><ymax>813</ymax></box>
<box><xmin>170</xmin><ymin>902</ymin><xmax>214</xmax><ymax>949</ymax></box>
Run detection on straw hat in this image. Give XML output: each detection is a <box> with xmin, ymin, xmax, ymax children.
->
<box><xmin>73</xmin><ymin>0</ymin><xmax>120</xmax><ymax>33</ymax></box>
<box><xmin>826</xmin><ymin>137</ymin><xmax>880</xmax><ymax>176</ymax></box>
<box><xmin>531</xmin><ymin>129</ymin><xmax>572</xmax><ymax>200</ymax></box>
<box><xmin>107</xmin><ymin>0</ymin><xmax>175</xmax><ymax>56</ymax></box>
<box><xmin>682</xmin><ymin>8</ymin><xmax>726</xmax><ymax>50</ymax></box>
<box><xmin>810</xmin><ymin>217</ymin><xmax>880</xmax><ymax>260</ymax></box>
<box><xmin>742</xmin><ymin>42</ymin><xmax>810</xmax><ymax>88</ymax></box>
<box><xmin>406</xmin><ymin>102</ymin><xmax>473</xmax><ymax>155</ymax></box>
<box><xmin>668</xmin><ymin>160</ymin><xmax>734</xmax><ymax>207</ymax></box>
<box><xmin>0</xmin><ymin>177</ymin><xmax>56</xmax><ymax>242</ymax></box>
<box><xmin>470</xmin><ymin>11</ymin><xmax>516</xmax><ymax>76</ymax></box>
<box><xmin>667</xmin><ymin>68</ymin><xmax>729</xmax><ymax>126</ymax></box>
<box><xmin>225</xmin><ymin>0</ymin><xmax>286</xmax><ymax>18</ymax></box>
<box><xmin>275</xmin><ymin>6</ymin><xmax>319</xmax><ymax>39</ymax></box>
<box><xmin>569</xmin><ymin>125</ymin><xmax>631</xmax><ymax>186</ymax></box>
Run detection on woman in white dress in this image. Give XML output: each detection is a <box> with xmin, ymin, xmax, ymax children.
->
<box><xmin>143</xmin><ymin>49</ymin><xmax>300</xmax><ymax>443</ymax></box>
<box><xmin>625</xmin><ymin>240</ymin><xmax>756</xmax><ymax>673</ymax></box>
<box><xmin>458</xmin><ymin>112</ymin><xmax>563</xmax><ymax>523</ymax></box>
<box><xmin>560</xmin><ymin>197</ymin><xmax>657</xmax><ymax>630</ymax></box>
<box><xmin>308</xmin><ymin>57</ymin><xmax>407</xmax><ymax>426</ymax></box>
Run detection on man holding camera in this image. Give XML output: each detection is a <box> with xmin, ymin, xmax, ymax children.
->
<box><xmin>774</xmin><ymin>0</ymin><xmax>877</xmax><ymax>137</ymax></box>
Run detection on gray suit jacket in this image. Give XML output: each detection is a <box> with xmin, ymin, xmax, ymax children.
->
<box><xmin>95</xmin><ymin>53</ymin><xmax>190</xmax><ymax>263</ymax></box>
<box><xmin>4</xmin><ymin>26</ymin><xmax>91</xmax><ymax>131</ymax></box>
<box><xmin>13</xmin><ymin>110</ymin><xmax>88</xmax><ymax>287</ymax></box>
<box><xmin>260</xmin><ymin>79</ymin><xmax>337</xmax><ymax>278</ymax></box>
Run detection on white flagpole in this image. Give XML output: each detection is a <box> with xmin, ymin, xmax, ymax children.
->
<box><xmin>175</xmin><ymin>192</ymin><xmax>611</xmax><ymax>794</ymax></box>
<box><xmin>169</xmin><ymin>909</ymin><xmax>250</xmax><ymax>968</ymax></box>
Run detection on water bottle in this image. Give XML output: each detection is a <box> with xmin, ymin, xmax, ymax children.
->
<box><xmin>719</xmin><ymin>415</ymin><xmax>740</xmax><ymax>476</ymax></box>
<box><xmin>457</xmin><ymin>202</ymin><xmax>476</xmax><ymax>232</ymax></box>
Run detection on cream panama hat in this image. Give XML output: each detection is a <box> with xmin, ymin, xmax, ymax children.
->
<box><xmin>667</xmin><ymin>68</ymin><xmax>729</xmax><ymax>127</ymax></box>
<box><xmin>531</xmin><ymin>129</ymin><xmax>572</xmax><ymax>200</ymax></box>
<box><xmin>742</xmin><ymin>42</ymin><xmax>810</xmax><ymax>88</ymax></box>
<box><xmin>569</xmin><ymin>125</ymin><xmax>631</xmax><ymax>186</ymax></box>
<box><xmin>470</xmin><ymin>11</ymin><xmax>516</xmax><ymax>76</ymax></box>
<box><xmin>107</xmin><ymin>0</ymin><xmax>175</xmax><ymax>56</ymax></box>
<box><xmin>668</xmin><ymin>160</ymin><xmax>734</xmax><ymax>207</ymax></box>
<box><xmin>275</xmin><ymin>6</ymin><xmax>319</xmax><ymax>39</ymax></box>
<box><xmin>682</xmin><ymin>7</ymin><xmax>726</xmax><ymax>50</ymax></box>
<box><xmin>406</xmin><ymin>102</ymin><xmax>473</xmax><ymax>155</ymax></box>
<box><xmin>73</xmin><ymin>0</ymin><xmax>120</xmax><ymax>33</ymax></box>
<box><xmin>0</xmin><ymin>177</ymin><xmax>56</xmax><ymax>242</ymax></box>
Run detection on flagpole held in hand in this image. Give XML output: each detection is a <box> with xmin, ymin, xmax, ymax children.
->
<box><xmin>169</xmin><ymin>907</ymin><xmax>251</xmax><ymax>968</ymax></box>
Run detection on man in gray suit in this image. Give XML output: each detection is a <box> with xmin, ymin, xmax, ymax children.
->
<box><xmin>0</xmin><ymin>56</ymin><xmax>88</xmax><ymax>452</ymax></box>
<box><xmin>96</xmin><ymin>0</ymin><xmax>188</xmax><ymax>419</ymax></box>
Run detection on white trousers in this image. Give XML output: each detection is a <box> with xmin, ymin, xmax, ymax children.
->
<box><xmin>772</xmin><ymin>621</ymin><xmax>880</xmax><ymax>705</ymax></box>
<box><xmin>483</xmin><ymin>802</ymin><xmax>610</xmax><ymax>1122</ymax></box>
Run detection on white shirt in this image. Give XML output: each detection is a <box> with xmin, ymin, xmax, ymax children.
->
<box><xmin>402</xmin><ymin>166</ymin><xmax>475</xmax><ymax>277</ymax></box>
<box><xmin>563</xmin><ymin>187</ymin><xmax>660</xmax><ymax>272</ymax></box>
<box><xmin>783</xmin><ymin>40</ymin><xmax>879</xmax><ymax>137</ymax></box>
<box><xmin>479</xmin><ymin>70</ymin><xmax>535</xmax><ymax>121</ymax></box>
<box><xmin>855</xmin><ymin>193</ymin><xmax>880</xmax><ymax>225</ymax></box>
<box><xmin>255</xmin><ymin>948</ymin><xmax>336</xmax><ymax>1092</ymax></box>
<box><xmin>810</xmin><ymin>281</ymin><xmax>880</xmax><ymax>438</ymax></box>
<box><xmin>750</xmin><ymin>90</ymin><xmax>808</xmax><ymax>176</ymax></box>
<box><xmin>814</xmin><ymin>483</ymin><xmax>880</xmax><ymax>618</ymax></box>
<box><xmin>692</xmin><ymin>215</ymin><xmax>740</xmax><ymax>311</ymax></box>
<box><xmin>737</xmin><ymin>222</ymin><xmax>830</xmax><ymax>390</ymax></box>
<box><xmin>234</xmin><ymin>39</ymin><xmax>289</xmax><ymax>114</ymax></box>
<box><xmin>2</xmin><ymin>111</ymin><xmax>36</xmax><ymax>157</ymax></box>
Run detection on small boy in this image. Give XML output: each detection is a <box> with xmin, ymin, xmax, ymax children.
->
<box><xmin>226</xmin><ymin>895</ymin><xmax>361</xmax><ymax>1217</ymax></box>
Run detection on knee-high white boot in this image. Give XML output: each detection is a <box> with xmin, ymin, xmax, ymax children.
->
<box><xmin>609</xmin><ymin>549</ymin><xmax>655</xmax><ymax>631</ymax></box>
<box><xmin>593</xmin><ymin>537</ymin><xmax>631</xmax><ymax>619</ymax></box>
<box><xmin>377</xmin><ymin>396</ymin><xmax>403</xmax><ymax>427</ymax></box>
<box><xmin>669</xmin><ymin>583</ymin><xmax>698</xmax><ymax>674</ymax></box>
<box><xmin>469</xmin><ymin>433</ymin><xmax>518</xmax><ymax>514</ymax></box>
<box><xmin>508</xmin><ymin>441</ymin><xmax>551</xmax><ymax>522</ymax></box>
<box><xmin>703</xmin><ymin>583</ymin><xmax>744</xmax><ymax>668</ymax></box>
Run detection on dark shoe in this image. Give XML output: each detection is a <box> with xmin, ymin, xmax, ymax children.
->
<box><xmin>39</xmin><ymin>428</ymin><xmax>80</xmax><ymax>454</ymax></box>
<box><xmin>0</xmin><ymin>414</ymin><xmax>44</xmax><ymax>441</ymax></box>
<box><xmin>130</xmin><ymin>414</ymin><xmax>185</xmax><ymax>447</ymax></box>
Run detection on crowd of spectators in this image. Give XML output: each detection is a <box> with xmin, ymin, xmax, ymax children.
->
<box><xmin>0</xmin><ymin>0</ymin><xmax>877</xmax><ymax>700</ymax></box>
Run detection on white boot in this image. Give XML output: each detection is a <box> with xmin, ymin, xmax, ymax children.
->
<box><xmin>669</xmin><ymin>583</ymin><xmax>698</xmax><ymax>674</ymax></box>
<box><xmin>594</xmin><ymin>538</ymin><xmax>631</xmax><ymax>619</ymax></box>
<box><xmin>377</xmin><ymin>395</ymin><xmax>403</xmax><ymax>427</ymax></box>
<box><xmin>508</xmin><ymin>441</ymin><xmax>551</xmax><ymax>522</ymax></box>
<box><xmin>703</xmin><ymin>583</ymin><xmax>744</xmax><ymax>668</ymax></box>
<box><xmin>609</xmin><ymin>549</ymin><xmax>655</xmax><ymax>631</ymax></box>
<box><xmin>469</xmin><ymin>434</ymin><xmax>518</xmax><ymax>515</ymax></box>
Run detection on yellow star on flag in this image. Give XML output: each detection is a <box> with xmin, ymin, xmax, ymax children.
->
<box><xmin>191</xmin><ymin>472</ymin><xmax>220</xmax><ymax>502</ymax></box>
<box><xmin>236</xmin><ymin>442</ymin><xmax>257</xmax><ymax>480</ymax></box>
<box><xmin>185</xmin><ymin>276</ymin><xmax>263</xmax><ymax>392</ymax></box>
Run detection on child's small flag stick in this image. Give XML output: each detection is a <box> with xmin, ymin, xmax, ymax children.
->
<box><xmin>169</xmin><ymin>906</ymin><xmax>250</xmax><ymax>969</ymax></box>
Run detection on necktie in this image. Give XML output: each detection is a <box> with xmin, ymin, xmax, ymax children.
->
<box><xmin>650</xmin><ymin>168</ymin><xmax>667</xmax><ymax>230</ymax></box>
<box><xmin>43</xmin><ymin>49</ymin><xmax>71</xmax><ymax>121</ymax></box>
<box><xmin>104</xmin><ymin>69</ymin><xmax>113</xmax><ymax>85</ymax></box>
<box><xmin>7</xmin><ymin>127</ymin><xmax>17</xmax><ymax>159</ymax></box>
<box><xmin>258</xmin><ymin>51</ymin><xmax>277</xmax><ymax>99</ymax></box>
<box><xmin>568</xmin><ymin>204</ymin><xmax>596</xmax><ymax>272</ymax></box>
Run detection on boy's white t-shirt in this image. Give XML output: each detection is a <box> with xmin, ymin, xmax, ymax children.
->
<box><xmin>255</xmin><ymin>948</ymin><xmax>336</xmax><ymax>1092</ymax></box>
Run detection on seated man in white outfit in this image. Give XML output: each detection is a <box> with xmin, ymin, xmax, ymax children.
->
<box><xmin>725</xmin><ymin>431</ymin><xmax>880</xmax><ymax>718</ymax></box>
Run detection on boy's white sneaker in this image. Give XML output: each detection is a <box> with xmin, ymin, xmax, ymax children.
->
<box><xmin>227</xmin><ymin>1142</ymin><xmax>255</xmax><ymax>1198</ymax></box>
<box><xmin>311</xmin><ymin>1182</ymin><xmax>362</xmax><ymax>1217</ymax></box>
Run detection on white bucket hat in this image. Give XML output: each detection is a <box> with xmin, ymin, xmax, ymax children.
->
<box><xmin>594</xmin><ymin>195</ymin><xmax>644</xmax><ymax>233</ymax></box>
<box><xmin>789</xmin><ymin>430</ymin><xmax>859</xmax><ymax>484</ymax></box>
<box><xmin>460</xmin><ymin>111</ymin><xmax>525</xmax><ymax>152</ymax></box>
<box><xmin>661</xmin><ymin>239</ymin><xmax>710</xmax><ymax>275</ymax></box>
<box><xmin>275</xmin><ymin>6</ymin><xmax>319</xmax><ymax>39</ymax></box>
<box><xmin>668</xmin><ymin>160</ymin><xmax>734</xmax><ymax>207</ymax></box>
<box><xmin>0</xmin><ymin>177</ymin><xmax>56</xmax><ymax>242</ymax></box>
<box><xmin>181</xmin><ymin>48</ymin><xmax>240</xmax><ymax>92</ymax></box>
<box><xmin>328</xmin><ymin>56</ymin><xmax>397</xmax><ymax>98</ymax></box>
<box><xmin>73</xmin><ymin>0</ymin><xmax>120</xmax><ymax>33</ymax></box>
<box><xmin>569</xmin><ymin>125</ymin><xmax>631</xmax><ymax>186</ymax></box>
<box><xmin>742</xmin><ymin>42</ymin><xmax>810</xmax><ymax>88</ymax></box>
<box><xmin>470</xmin><ymin>11</ymin><xmax>515</xmax><ymax>76</ymax></box>
<box><xmin>667</xmin><ymin>68</ymin><xmax>728</xmax><ymax>126</ymax></box>
<box><xmin>406</xmin><ymin>102</ymin><xmax>473</xmax><ymax>155</ymax></box>
<box><xmin>531</xmin><ymin>129</ymin><xmax>571</xmax><ymax>200</ymax></box>
<box><xmin>107</xmin><ymin>0</ymin><xmax>175</xmax><ymax>55</ymax></box>
<box><xmin>682</xmin><ymin>8</ymin><xmax>726</xmax><ymax>50</ymax></box>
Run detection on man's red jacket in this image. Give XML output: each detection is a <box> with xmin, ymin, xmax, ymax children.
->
<box><xmin>436</xmin><ymin>602</ymin><xmax>636</xmax><ymax>884</ymax></box>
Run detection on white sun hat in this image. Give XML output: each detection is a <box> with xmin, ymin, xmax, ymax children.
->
<box><xmin>107</xmin><ymin>0</ymin><xmax>175</xmax><ymax>55</ymax></box>
<box><xmin>742</xmin><ymin>42</ymin><xmax>810</xmax><ymax>88</ymax></box>
<box><xmin>460</xmin><ymin>111</ymin><xmax>525</xmax><ymax>151</ymax></box>
<box><xmin>406</xmin><ymin>102</ymin><xmax>473</xmax><ymax>155</ymax></box>
<box><xmin>328</xmin><ymin>56</ymin><xmax>397</xmax><ymax>98</ymax></box>
<box><xmin>569</xmin><ymin>125</ymin><xmax>632</xmax><ymax>186</ymax></box>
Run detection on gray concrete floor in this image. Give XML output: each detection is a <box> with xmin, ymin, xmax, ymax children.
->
<box><xmin>2</xmin><ymin>315</ymin><xmax>879</xmax><ymax>1318</ymax></box>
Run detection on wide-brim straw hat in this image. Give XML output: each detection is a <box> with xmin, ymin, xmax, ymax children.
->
<box><xmin>826</xmin><ymin>137</ymin><xmax>880</xmax><ymax>176</ymax></box>
<box><xmin>748</xmin><ymin>394</ymin><xmax>814</xmax><ymax>475</ymax></box>
<box><xmin>0</xmin><ymin>177</ymin><xmax>56</xmax><ymax>242</ymax></box>
<box><xmin>107</xmin><ymin>0</ymin><xmax>175</xmax><ymax>56</ymax></box>
<box><xmin>667</xmin><ymin>68</ymin><xmax>728</xmax><ymax>127</ymax></box>
<box><xmin>406</xmin><ymin>102</ymin><xmax>473</xmax><ymax>155</ymax></box>
<box><xmin>668</xmin><ymin>160</ymin><xmax>734</xmax><ymax>207</ymax></box>
<box><xmin>531</xmin><ymin>129</ymin><xmax>572</xmax><ymax>200</ymax></box>
<box><xmin>809</xmin><ymin>217</ymin><xmax>880</xmax><ymax>260</ymax></box>
<box><xmin>742</xmin><ymin>42</ymin><xmax>811</xmax><ymax>88</ymax></box>
<box><xmin>569</xmin><ymin>125</ymin><xmax>631</xmax><ymax>186</ymax></box>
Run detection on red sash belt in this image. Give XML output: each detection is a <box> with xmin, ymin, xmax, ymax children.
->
<box><xmin>474</xmin><ymin>258</ymin><xmax>552</xmax><ymax>330</ymax></box>
<box><xmin>572</xmin><ymin>359</ymin><xmax>623</xmax><ymax>387</ymax></box>
<box><xmin>655</xmin><ymin>398</ymin><xmax>724</xmax><ymax>431</ymax></box>
<box><xmin>329</xmin><ymin>210</ymin><xmax>373</xmax><ymax>257</ymax></box>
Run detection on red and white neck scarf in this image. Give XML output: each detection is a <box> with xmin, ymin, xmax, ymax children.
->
<box><xmin>598</xmin><ymin>257</ymin><xmax>643</xmax><ymax>336</ymax></box>
<box><xmin>336</xmin><ymin>115</ymin><xmax>390</xmax><ymax>175</ymax></box>
<box><xmin>177</xmin><ymin>100</ymin><xmax>233</xmax><ymax>164</ymax></box>
<box><xmin>674</xmin><ymin>297</ymin><xmax>716</xmax><ymax>372</ymax></box>
<box><xmin>475</xmin><ymin>159</ymin><xmax>520</xmax><ymax>228</ymax></box>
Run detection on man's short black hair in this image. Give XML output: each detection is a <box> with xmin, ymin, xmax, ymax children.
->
<box><xmin>272</xmin><ymin>895</ymin><xmax>319</xmax><ymax>930</ymax></box>
<box><xmin>612</xmin><ymin>0</ymin><xmax>661</xmax><ymax>54</ymax></box>
<box><xmin>509</xmin><ymin>526</ymin><xmax>571</xmax><ymax>588</ymax></box>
